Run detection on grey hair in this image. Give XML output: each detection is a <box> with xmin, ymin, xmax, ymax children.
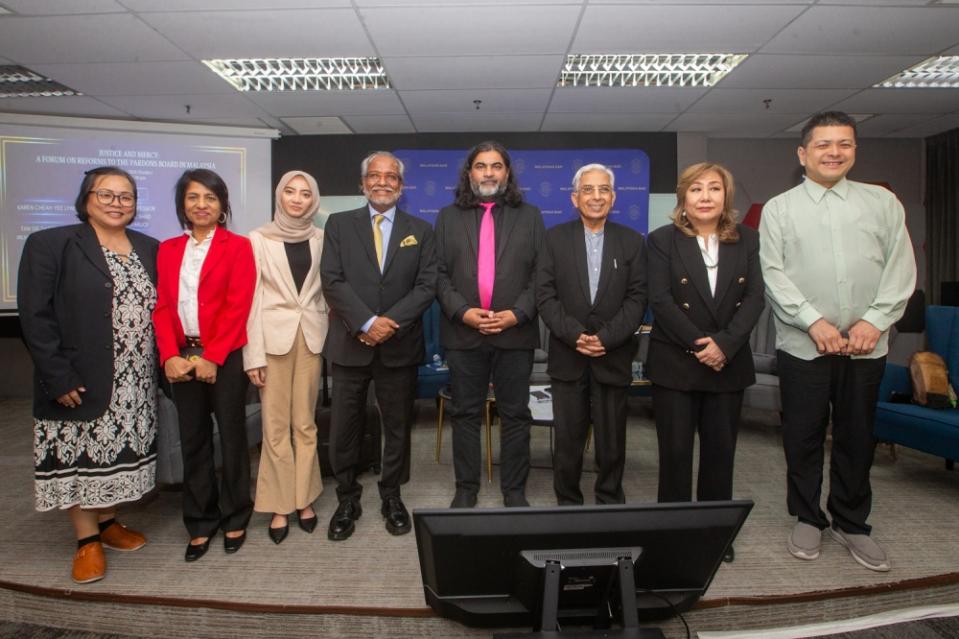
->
<box><xmin>360</xmin><ymin>151</ymin><xmax>405</xmax><ymax>181</ymax></box>
<box><xmin>572</xmin><ymin>163</ymin><xmax>615</xmax><ymax>191</ymax></box>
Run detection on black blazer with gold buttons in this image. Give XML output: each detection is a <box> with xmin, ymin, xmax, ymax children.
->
<box><xmin>645</xmin><ymin>223</ymin><xmax>764</xmax><ymax>393</ymax></box>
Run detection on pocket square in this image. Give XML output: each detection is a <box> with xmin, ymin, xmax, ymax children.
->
<box><xmin>400</xmin><ymin>235</ymin><xmax>418</xmax><ymax>247</ymax></box>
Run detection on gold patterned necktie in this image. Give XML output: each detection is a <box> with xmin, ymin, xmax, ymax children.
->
<box><xmin>373</xmin><ymin>213</ymin><xmax>385</xmax><ymax>270</ymax></box>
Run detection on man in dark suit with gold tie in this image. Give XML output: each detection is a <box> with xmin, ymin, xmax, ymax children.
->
<box><xmin>537</xmin><ymin>164</ymin><xmax>647</xmax><ymax>505</ymax></box>
<box><xmin>320</xmin><ymin>151</ymin><xmax>437</xmax><ymax>540</ymax></box>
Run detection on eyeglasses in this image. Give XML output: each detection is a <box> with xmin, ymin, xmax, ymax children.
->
<box><xmin>578</xmin><ymin>185</ymin><xmax>613</xmax><ymax>196</ymax></box>
<box><xmin>90</xmin><ymin>189</ymin><xmax>135</xmax><ymax>207</ymax></box>
<box><xmin>365</xmin><ymin>171</ymin><xmax>401</xmax><ymax>184</ymax></box>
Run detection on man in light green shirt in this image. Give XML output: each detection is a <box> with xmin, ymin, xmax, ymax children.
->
<box><xmin>760</xmin><ymin>111</ymin><xmax>916</xmax><ymax>573</ymax></box>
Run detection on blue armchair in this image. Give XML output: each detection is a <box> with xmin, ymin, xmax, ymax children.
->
<box><xmin>874</xmin><ymin>305</ymin><xmax>959</xmax><ymax>470</ymax></box>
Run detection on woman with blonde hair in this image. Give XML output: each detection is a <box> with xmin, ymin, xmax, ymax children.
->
<box><xmin>645</xmin><ymin>162</ymin><xmax>765</xmax><ymax>562</ymax></box>
<box><xmin>244</xmin><ymin>170</ymin><xmax>328</xmax><ymax>544</ymax></box>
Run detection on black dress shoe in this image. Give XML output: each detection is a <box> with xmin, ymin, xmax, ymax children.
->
<box><xmin>449</xmin><ymin>490</ymin><xmax>478</xmax><ymax>509</ymax></box>
<box><xmin>298</xmin><ymin>513</ymin><xmax>318</xmax><ymax>534</ymax></box>
<box><xmin>504</xmin><ymin>492</ymin><xmax>530</xmax><ymax>508</ymax></box>
<box><xmin>381</xmin><ymin>497</ymin><xmax>411</xmax><ymax>536</ymax></box>
<box><xmin>268</xmin><ymin>524</ymin><xmax>289</xmax><ymax>545</ymax></box>
<box><xmin>223</xmin><ymin>531</ymin><xmax>246</xmax><ymax>554</ymax></box>
<box><xmin>723</xmin><ymin>545</ymin><xmax>735</xmax><ymax>563</ymax></box>
<box><xmin>328</xmin><ymin>500</ymin><xmax>361</xmax><ymax>541</ymax></box>
<box><xmin>185</xmin><ymin>537</ymin><xmax>211</xmax><ymax>562</ymax></box>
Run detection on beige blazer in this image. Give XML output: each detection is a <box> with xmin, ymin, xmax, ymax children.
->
<box><xmin>243</xmin><ymin>229</ymin><xmax>328</xmax><ymax>371</ymax></box>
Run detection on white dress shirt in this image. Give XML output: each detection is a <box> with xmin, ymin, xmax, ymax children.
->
<box><xmin>697</xmin><ymin>233</ymin><xmax>719</xmax><ymax>297</ymax></box>
<box><xmin>177</xmin><ymin>227</ymin><xmax>216</xmax><ymax>337</ymax></box>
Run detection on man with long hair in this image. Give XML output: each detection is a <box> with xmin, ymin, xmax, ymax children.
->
<box><xmin>435</xmin><ymin>141</ymin><xmax>545</xmax><ymax>508</ymax></box>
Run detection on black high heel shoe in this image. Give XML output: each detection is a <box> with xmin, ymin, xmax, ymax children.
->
<box><xmin>298</xmin><ymin>510</ymin><xmax>318</xmax><ymax>534</ymax></box>
<box><xmin>185</xmin><ymin>536</ymin><xmax>212</xmax><ymax>562</ymax></box>
<box><xmin>223</xmin><ymin>530</ymin><xmax>246</xmax><ymax>554</ymax></box>
<box><xmin>269</xmin><ymin>515</ymin><xmax>289</xmax><ymax>545</ymax></box>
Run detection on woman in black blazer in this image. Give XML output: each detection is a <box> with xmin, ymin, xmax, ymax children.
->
<box><xmin>646</xmin><ymin>162</ymin><xmax>765</xmax><ymax>562</ymax></box>
<box><xmin>18</xmin><ymin>166</ymin><xmax>159</xmax><ymax>584</ymax></box>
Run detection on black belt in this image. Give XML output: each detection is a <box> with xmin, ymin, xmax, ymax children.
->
<box><xmin>185</xmin><ymin>336</ymin><xmax>203</xmax><ymax>348</ymax></box>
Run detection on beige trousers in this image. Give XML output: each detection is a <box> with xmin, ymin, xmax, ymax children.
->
<box><xmin>254</xmin><ymin>326</ymin><xmax>323</xmax><ymax>514</ymax></box>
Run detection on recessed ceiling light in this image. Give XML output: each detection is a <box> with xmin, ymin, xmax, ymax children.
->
<box><xmin>877</xmin><ymin>56</ymin><xmax>959</xmax><ymax>88</ymax></box>
<box><xmin>0</xmin><ymin>65</ymin><xmax>81</xmax><ymax>98</ymax></box>
<box><xmin>558</xmin><ymin>54</ymin><xmax>747</xmax><ymax>88</ymax></box>
<box><xmin>203</xmin><ymin>58</ymin><xmax>391</xmax><ymax>92</ymax></box>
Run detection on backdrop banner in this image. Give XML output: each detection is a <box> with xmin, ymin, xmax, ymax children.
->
<box><xmin>394</xmin><ymin>148</ymin><xmax>650</xmax><ymax>235</ymax></box>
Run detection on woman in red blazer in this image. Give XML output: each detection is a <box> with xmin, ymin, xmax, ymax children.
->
<box><xmin>153</xmin><ymin>169</ymin><xmax>256</xmax><ymax>562</ymax></box>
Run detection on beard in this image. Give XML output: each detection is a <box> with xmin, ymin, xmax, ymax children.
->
<box><xmin>363</xmin><ymin>185</ymin><xmax>399</xmax><ymax>209</ymax></box>
<box><xmin>470</xmin><ymin>179</ymin><xmax>505</xmax><ymax>199</ymax></box>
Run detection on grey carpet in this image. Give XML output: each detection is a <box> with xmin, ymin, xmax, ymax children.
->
<box><xmin>824</xmin><ymin>615</ymin><xmax>959</xmax><ymax>639</ymax></box>
<box><xmin>0</xmin><ymin>396</ymin><xmax>956</xmax><ymax>617</ymax></box>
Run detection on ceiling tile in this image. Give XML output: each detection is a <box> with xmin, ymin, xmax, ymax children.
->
<box><xmin>360</xmin><ymin>5</ymin><xmax>581</xmax><ymax>56</ymax></box>
<box><xmin>30</xmin><ymin>62</ymin><xmax>236</xmax><ymax>96</ymax></box>
<box><xmin>343</xmin><ymin>114</ymin><xmax>416</xmax><ymax>134</ymax></box>
<box><xmin>0</xmin><ymin>95</ymin><xmax>130</xmax><ymax>117</ymax></box>
<box><xmin>244</xmin><ymin>89</ymin><xmax>405</xmax><ymax>117</ymax></box>
<box><xmin>542</xmin><ymin>112</ymin><xmax>675</xmax><ymax>132</ymax></box>
<box><xmin>887</xmin><ymin>113</ymin><xmax>959</xmax><ymax>138</ymax></box>
<box><xmin>410</xmin><ymin>112</ymin><xmax>544</xmax><ymax>133</ymax></box>
<box><xmin>665</xmin><ymin>112</ymin><xmax>801</xmax><ymax>137</ymax></box>
<box><xmin>137</xmin><ymin>9</ymin><xmax>373</xmax><ymax>59</ymax></box>
<box><xmin>573</xmin><ymin>4</ymin><xmax>805</xmax><ymax>53</ymax></box>
<box><xmin>549</xmin><ymin>87</ymin><xmax>706</xmax><ymax>114</ymax></box>
<box><xmin>400</xmin><ymin>89</ymin><xmax>552</xmax><ymax>114</ymax></box>
<box><xmin>762</xmin><ymin>6</ymin><xmax>959</xmax><ymax>55</ymax></box>
<box><xmin>855</xmin><ymin>113</ymin><xmax>939</xmax><ymax>137</ymax></box>
<box><xmin>281</xmin><ymin>116</ymin><xmax>352</xmax><ymax>135</ymax></box>
<box><xmin>0</xmin><ymin>14</ymin><xmax>190</xmax><ymax>63</ymax></box>
<box><xmin>832</xmin><ymin>88</ymin><xmax>959</xmax><ymax>114</ymax></box>
<box><xmin>719</xmin><ymin>54</ymin><xmax>927</xmax><ymax>89</ymax></box>
<box><xmin>0</xmin><ymin>0</ymin><xmax>126</xmax><ymax>15</ymax></box>
<box><xmin>385</xmin><ymin>55</ymin><xmax>563</xmax><ymax>91</ymax></box>
<box><xmin>124</xmin><ymin>0</ymin><xmax>351</xmax><ymax>9</ymax></box>
<box><xmin>688</xmin><ymin>88</ymin><xmax>858</xmax><ymax>114</ymax></box>
<box><xmin>97</xmin><ymin>93</ymin><xmax>267</xmax><ymax>120</ymax></box>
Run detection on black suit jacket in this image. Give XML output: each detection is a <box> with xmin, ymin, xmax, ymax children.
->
<box><xmin>435</xmin><ymin>202</ymin><xmax>545</xmax><ymax>351</ymax></box>
<box><xmin>645</xmin><ymin>223</ymin><xmax>764</xmax><ymax>392</ymax></box>
<box><xmin>320</xmin><ymin>206</ymin><xmax>437</xmax><ymax>368</ymax></box>
<box><xmin>18</xmin><ymin>223</ymin><xmax>159</xmax><ymax>420</ymax></box>
<box><xmin>537</xmin><ymin>220</ymin><xmax>647</xmax><ymax>386</ymax></box>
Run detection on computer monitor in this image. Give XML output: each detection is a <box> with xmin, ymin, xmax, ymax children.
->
<box><xmin>413</xmin><ymin>500</ymin><xmax>752</xmax><ymax>633</ymax></box>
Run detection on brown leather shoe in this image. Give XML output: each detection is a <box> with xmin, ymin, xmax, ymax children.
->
<box><xmin>72</xmin><ymin>542</ymin><xmax>106</xmax><ymax>584</ymax></box>
<box><xmin>100</xmin><ymin>522</ymin><xmax>146</xmax><ymax>551</ymax></box>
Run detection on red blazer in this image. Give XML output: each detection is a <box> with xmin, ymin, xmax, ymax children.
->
<box><xmin>153</xmin><ymin>228</ymin><xmax>256</xmax><ymax>366</ymax></box>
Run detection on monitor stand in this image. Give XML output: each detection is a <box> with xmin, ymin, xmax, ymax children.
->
<box><xmin>493</xmin><ymin>558</ymin><xmax>666</xmax><ymax>639</ymax></box>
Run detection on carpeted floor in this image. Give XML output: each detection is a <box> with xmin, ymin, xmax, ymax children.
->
<box><xmin>0</xmin><ymin>395</ymin><xmax>956</xmax><ymax>635</ymax></box>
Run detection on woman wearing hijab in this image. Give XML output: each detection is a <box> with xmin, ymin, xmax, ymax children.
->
<box><xmin>244</xmin><ymin>171</ymin><xmax>328</xmax><ymax>544</ymax></box>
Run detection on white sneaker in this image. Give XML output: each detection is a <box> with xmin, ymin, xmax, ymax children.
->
<box><xmin>787</xmin><ymin>521</ymin><xmax>822</xmax><ymax>560</ymax></box>
<box><xmin>829</xmin><ymin>527</ymin><xmax>891</xmax><ymax>572</ymax></box>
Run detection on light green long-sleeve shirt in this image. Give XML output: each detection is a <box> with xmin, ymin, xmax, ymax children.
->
<box><xmin>759</xmin><ymin>177</ymin><xmax>916</xmax><ymax>361</ymax></box>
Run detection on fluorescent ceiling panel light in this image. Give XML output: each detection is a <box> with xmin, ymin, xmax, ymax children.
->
<box><xmin>877</xmin><ymin>56</ymin><xmax>959</xmax><ymax>88</ymax></box>
<box><xmin>203</xmin><ymin>58</ymin><xmax>391</xmax><ymax>92</ymax></box>
<box><xmin>0</xmin><ymin>65</ymin><xmax>82</xmax><ymax>98</ymax></box>
<box><xmin>559</xmin><ymin>54</ymin><xmax>747</xmax><ymax>88</ymax></box>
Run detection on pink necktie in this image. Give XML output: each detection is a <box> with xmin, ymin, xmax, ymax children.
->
<box><xmin>477</xmin><ymin>202</ymin><xmax>495</xmax><ymax>310</ymax></box>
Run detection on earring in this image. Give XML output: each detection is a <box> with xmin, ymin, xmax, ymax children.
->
<box><xmin>681</xmin><ymin>210</ymin><xmax>687</xmax><ymax>218</ymax></box>
<box><xmin>218</xmin><ymin>212</ymin><xmax>227</xmax><ymax>225</ymax></box>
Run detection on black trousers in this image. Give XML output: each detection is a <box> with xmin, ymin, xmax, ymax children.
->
<box><xmin>551</xmin><ymin>371</ymin><xmax>628</xmax><ymax>505</ymax></box>
<box><xmin>171</xmin><ymin>349</ymin><xmax>252</xmax><ymax>538</ymax></box>
<box><xmin>652</xmin><ymin>385</ymin><xmax>742</xmax><ymax>503</ymax></box>
<box><xmin>777</xmin><ymin>350</ymin><xmax>886</xmax><ymax>535</ymax></box>
<box><xmin>447</xmin><ymin>345</ymin><xmax>533</xmax><ymax>497</ymax></box>
<box><xmin>330</xmin><ymin>352</ymin><xmax>416</xmax><ymax>503</ymax></box>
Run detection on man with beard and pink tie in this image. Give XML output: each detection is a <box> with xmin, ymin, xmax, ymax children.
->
<box><xmin>435</xmin><ymin>141</ymin><xmax>545</xmax><ymax>508</ymax></box>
